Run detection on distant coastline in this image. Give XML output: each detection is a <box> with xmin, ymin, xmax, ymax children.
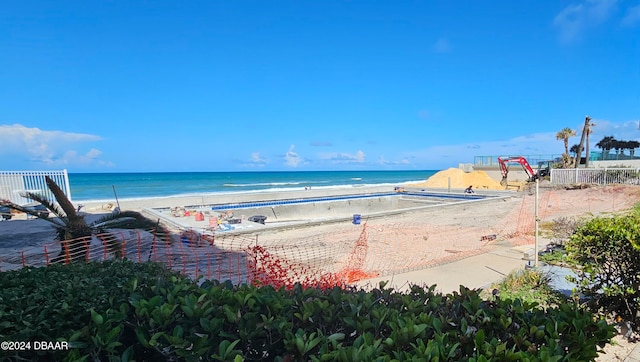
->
<box><xmin>68</xmin><ymin>170</ymin><xmax>439</xmax><ymax>203</ymax></box>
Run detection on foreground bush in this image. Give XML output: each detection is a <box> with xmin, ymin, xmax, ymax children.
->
<box><xmin>566</xmin><ymin>212</ymin><xmax>640</xmax><ymax>325</ymax></box>
<box><xmin>487</xmin><ymin>268</ymin><xmax>567</xmax><ymax>309</ymax></box>
<box><xmin>0</xmin><ymin>261</ymin><xmax>188</xmax><ymax>361</ymax></box>
<box><xmin>0</xmin><ymin>261</ymin><xmax>614</xmax><ymax>361</ymax></box>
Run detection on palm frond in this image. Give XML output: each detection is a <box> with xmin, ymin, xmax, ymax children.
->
<box><xmin>21</xmin><ymin>180</ymin><xmax>90</xmax><ymax>240</ymax></box>
<box><xmin>90</xmin><ymin>210</ymin><xmax>171</xmax><ymax>240</ymax></box>
<box><xmin>45</xmin><ymin>176</ymin><xmax>78</xmax><ymax>218</ymax></box>
<box><xmin>21</xmin><ymin>191</ymin><xmax>68</xmax><ymax>220</ymax></box>
<box><xmin>6</xmin><ymin>177</ymin><xmax>173</xmax><ymax>260</ymax></box>
<box><xmin>1</xmin><ymin>198</ymin><xmax>67</xmax><ymax>229</ymax></box>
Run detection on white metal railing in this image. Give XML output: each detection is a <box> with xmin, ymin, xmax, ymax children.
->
<box><xmin>0</xmin><ymin>170</ymin><xmax>71</xmax><ymax>205</ymax></box>
<box><xmin>474</xmin><ymin>154</ymin><xmax>562</xmax><ymax>167</ymax></box>
<box><xmin>550</xmin><ymin>168</ymin><xmax>640</xmax><ymax>185</ymax></box>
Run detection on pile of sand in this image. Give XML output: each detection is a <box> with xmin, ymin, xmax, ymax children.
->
<box><xmin>411</xmin><ymin>168</ymin><xmax>505</xmax><ymax>190</ymax></box>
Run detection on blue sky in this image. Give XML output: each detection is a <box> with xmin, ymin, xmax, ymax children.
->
<box><xmin>1</xmin><ymin>0</ymin><xmax>639</xmax><ymax>172</ymax></box>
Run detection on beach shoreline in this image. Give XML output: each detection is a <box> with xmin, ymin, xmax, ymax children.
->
<box><xmin>66</xmin><ymin>170</ymin><xmax>436</xmax><ymax>203</ymax></box>
<box><xmin>77</xmin><ymin>184</ymin><xmax>418</xmax><ymax>213</ymax></box>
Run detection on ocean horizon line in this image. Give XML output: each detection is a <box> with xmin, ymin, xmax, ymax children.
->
<box><xmin>67</xmin><ymin>169</ymin><xmax>441</xmax><ymax>175</ymax></box>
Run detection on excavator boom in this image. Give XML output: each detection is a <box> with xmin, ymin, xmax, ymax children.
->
<box><xmin>498</xmin><ymin>156</ymin><xmax>538</xmax><ymax>186</ymax></box>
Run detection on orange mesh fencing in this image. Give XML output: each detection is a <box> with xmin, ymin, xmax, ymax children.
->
<box><xmin>0</xmin><ymin>229</ymin><xmax>256</xmax><ymax>285</ymax></box>
<box><xmin>0</xmin><ymin>222</ymin><xmax>500</xmax><ymax>289</ymax></box>
<box><xmin>494</xmin><ymin>185</ymin><xmax>640</xmax><ymax>246</ymax></box>
<box><xmin>242</xmin><ymin>221</ymin><xmax>500</xmax><ymax>289</ymax></box>
<box><xmin>2</xmin><ymin>185</ymin><xmax>639</xmax><ymax>290</ymax></box>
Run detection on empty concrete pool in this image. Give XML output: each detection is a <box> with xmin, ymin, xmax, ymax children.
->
<box><xmin>144</xmin><ymin>188</ymin><xmax>509</xmax><ymax>234</ymax></box>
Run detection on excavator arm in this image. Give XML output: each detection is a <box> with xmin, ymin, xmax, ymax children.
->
<box><xmin>498</xmin><ymin>156</ymin><xmax>537</xmax><ymax>186</ymax></box>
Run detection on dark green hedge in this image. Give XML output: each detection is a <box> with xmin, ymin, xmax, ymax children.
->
<box><xmin>566</xmin><ymin>212</ymin><xmax>640</xmax><ymax>325</ymax></box>
<box><xmin>0</xmin><ymin>260</ymin><xmax>614</xmax><ymax>361</ymax></box>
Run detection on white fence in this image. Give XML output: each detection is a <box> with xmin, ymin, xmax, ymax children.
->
<box><xmin>550</xmin><ymin>168</ymin><xmax>640</xmax><ymax>185</ymax></box>
<box><xmin>0</xmin><ymin>170</ymin><xmax>71</xmax><ymax>205</ymax></box>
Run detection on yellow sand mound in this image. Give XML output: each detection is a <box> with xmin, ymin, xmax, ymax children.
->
<box><xmin>411</xmin><ymin>168</ymin><xmax>505</xmax><ymax>190</ymax></box>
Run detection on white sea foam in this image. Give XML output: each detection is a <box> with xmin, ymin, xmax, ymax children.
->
<box><xmin>223</xmin><ymin>180</ymin><xmax>329</xmax><ymax>187</ymax></box>
<box><xmin>72</xmin><ymin>179</ymin><xmax>426</xmax><ymax>204</ymax></box>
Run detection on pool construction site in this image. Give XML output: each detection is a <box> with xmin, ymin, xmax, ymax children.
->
<box><xmin>144</xmin><ymin>187</ymin><xmax>512</xmax><ymax>235</ymax></box>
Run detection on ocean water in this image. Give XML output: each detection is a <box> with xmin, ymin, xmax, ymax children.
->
<box><xmin>68</xmin><ymin>170</ymin><xmax>438</xmax><ymax>202</ymax></box>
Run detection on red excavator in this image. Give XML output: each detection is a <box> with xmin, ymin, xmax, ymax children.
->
<box><xmin>498</xmin><ymin>156</ymin><xmax>551</xmax><ymax>186</ymax></box>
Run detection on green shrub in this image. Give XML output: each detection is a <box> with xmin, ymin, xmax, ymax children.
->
<box><xmin>487</xmin><ymin>268</ymin><xmax>567</xmax><ymax>308</ymax></box>
<box><xmin>539</xmin><ymin>249</ymin><xmax>570</xmax><ymax>266</ymax></box>
<box><xmin>0</xmin><ymin>260</ymin><xmax>188</xmax><ymax>361</ymax></box>
<box><xmin>547</xmin><ymin>216</ymin><xmax>584</xmax><ymax>246</ymax></box>
<box><xmin>0</xmin><ymin>261</ymin><xmax>615</xmax><ymax>361</ymax></box>
<box><xmin>565</xmin><ymin>212</ymin><xmax>640</xmax><ymax>324</ymax></box>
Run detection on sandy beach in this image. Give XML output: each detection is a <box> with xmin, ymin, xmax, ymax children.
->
<box><xmin>75</xmin><ymin>184</ymin><xmax>401</xmax><ymax>212</ymax></box>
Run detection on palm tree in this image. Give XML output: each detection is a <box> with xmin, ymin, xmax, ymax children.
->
<box><xmin>570</xmin><ymin>144</ymin><xmax>580</xmax><ymax>157</ymax></box>
<box><xmin>584</xmin><ymin>120</ymin><xmax>595</xmax><ymax>168</ymax></box>
<box><xmin>629</xmin><ymin>140</ymin><xmax>640</xmax><ymax>157</ymax></box>
<box><xmin>573</xmin><ymin>116</ymin><xmax>591</xmax><ymax>168</ymax></box>
<box><xmin>1</xmin><ymin>176</ymin><xmax>170</xmax><ymax>263</ymax></box>
<box><xmin>596</xmin><ymin>136</ymin><xmax>616</xmax><ymax>160</ymax></box>
<box><xmin>556</xmin><ymin>127</ymin><xmax>576</xmax><ymax>158</ymax></box>
<box><xmin>613</xmin><ymin>140</ymin><xmax>624</xmax><ymax>157</ymax></box>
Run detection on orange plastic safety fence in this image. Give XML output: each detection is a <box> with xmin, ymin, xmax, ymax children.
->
<box><xmin>242</xmin><ymin>221</ymin><xmax>499</xmax><ymax>289</ymax></box>
<box><xmin>3</xmin><ymin>186</ymin><xmax>638</xmax><ymax>290</ymax></box>
<box><xmin>0</xmin><ymin>222</ymin><xmax>504</xmax><ymax>290</ymax></box>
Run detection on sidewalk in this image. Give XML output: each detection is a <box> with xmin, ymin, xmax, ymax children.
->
<box><xmin>627</xmin><ymin>347</ymin><xmax>640</xmax><ymax>361</ymax></box>
<box><xmin>355</xmin><ymin>242</ymin><xmax>533</xmax><ymax>294</ymax></box>
<box><xmin>355</xmin><ymin>241</ymin><xmax>640</xmax><ymax>361</ymax></box>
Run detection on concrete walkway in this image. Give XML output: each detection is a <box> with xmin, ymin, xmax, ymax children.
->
<box><xmin>355</xmin><ymin>242</ymin><xmax>533</xmax><ymax>294</ymax></box>
<box><xmin>355</xmin><ymin>241</ymin><xmax>640</xmax><ymax>361</ymax></box>
<box><xmin>626</xmin><ymin>347</ymin><xmax>640</xmax><ymax>361</ymax></box>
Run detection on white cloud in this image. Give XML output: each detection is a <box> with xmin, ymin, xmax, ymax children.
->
<box><xmin>0</xmin><ymin>124</ymin><xmax>105</xmax><ymax>168</ymax></box>
<box><xmin>248</xmin><ymin>152</ymin><xmax>268</xmax><ymax>166</ymax></box>
<box><xmin>405</xmin><ymin>132</ymin><xmax>565</xmax><ymax>168</ymax></box>
<box><xmin>237</xmin><ymin>152</ymin><xmax>268</xmax><ymax>168</ymax></box>
<box><xmin>586</xmin><ymin>118</ymin><xmax>640</xmax><ymax>138</ymax></box>
<box><xmin>59</xmin><ymin>148</ymin><xmax>113</xmax><ymax>167</ymax></box>
<box><xmin>403</xmin><ymin>120</ymin><xmax>640</xmax><ymax>168</ymax></box>
<box><xmin>318</xmin><ymin>150</ymin><xmax>365</xmax><ymax>163</ymax></box>
<box><xmin>433</xmin><ymin>38</ymin><xmax>452</xmax><ymax>53</ymax></box>
<box><xmin>377</xmin><ymin>155</ymin><xmax>410</xmax><ymax>165</ymax></box>
<box><xmin>284</xmin><ymin>145</ymin><xmax>301</xmax><ymax>167</ymax></box>
<box><xmin>553</xmin><ymin>0</ymin><xmax>617</xmax><ymax>43</ymax></box>
<box><xmin>310</xmin><ymin>140</ymin><xmax>332</xmax><ymax>147</ymax></box>
<box><xmin>86</xmin><ymin>148</ymin><xmax>102</xmax><ymax>158</ymax></box>
<box><xmin>622</xmin><ymin>4</ymin><xmax>640</xmax><ymax>26</ymax></box>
